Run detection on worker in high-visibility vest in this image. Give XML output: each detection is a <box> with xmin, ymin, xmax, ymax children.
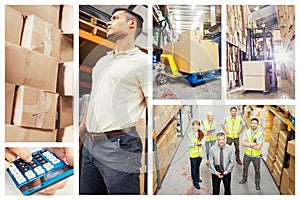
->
<box><xmin>239</xmin><ymin>118</ymin><xmax>264</xmax><ymax>191</ymax></box>
<box><xmin>221</xmin><ymin>106</ymin><xmax>245</xmax><ymax>165</ymax></box>
<box><xmin>201</xmin><ymin>112</ymin><xmax>217</xmax><ymax>166</ymax></box>
<box><xmin>188</xmin><ymin>120</ymin><xmax>205</xmax><ymax>190</ymax></box>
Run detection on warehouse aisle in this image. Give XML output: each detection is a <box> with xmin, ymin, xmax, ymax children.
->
<box><xmin>156</xmin><ymin>106</ymin><xmax>280</xmax><ymax>195</ymax></box>
<box><xmin>227</xmin><ymin>78</ymin><xmax>295</xmax><ymax>99</ymax></box>
<box><xmin>153</xmin><ymin>70</ymin><xmax>221</xmax><ymax>99</ymax></box>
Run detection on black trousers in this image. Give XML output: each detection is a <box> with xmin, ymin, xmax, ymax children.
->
<box><xmin>190</xmin><ymin>157</ymin><xmax>202</xmax><ymax>187</ymax></box>
<box><xmin>212</xmin><ymin>172</ymin><xmax>231</xmax><ymax>195</ymax></box>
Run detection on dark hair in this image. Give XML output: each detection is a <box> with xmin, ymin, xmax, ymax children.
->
<box><xmin>112</xmin><ymin>8</ymin><xmax>144</xmax><ymax>38</ymax></box>
<box><xmin>251</xmin><ymin>118</ymin><xmax>259</xmax><ymax>123</ymax></box>
<box><xmin>216</xmin><ymin>132</ymin><xmax>226</xmax><ymax>138</ymax></box>
<box><xmin>230</xmin><ymin>106</ymin><xmax>237</xmax><ymax>111</ymax></box>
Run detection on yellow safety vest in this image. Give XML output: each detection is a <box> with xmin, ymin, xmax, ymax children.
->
<box><xmin>202</xmin><ymin>119</ymin><xmax>217</xmax><ymax>142</ymax></box>
<box><xmin>225</xmin><ymin>116</ymin><xmax>242</xmax><ymax>138</ymax></box>
<box><xmin>244</xmin><ymin>129</ymin><xmax>264</xmax><ymax>157</ymax></box>
<box><xmin>189</xmin><ymin>133</ymin><xmax>204</xmax><ymax>158</ymax></box>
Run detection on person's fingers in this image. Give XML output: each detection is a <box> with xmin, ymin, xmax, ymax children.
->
<box><xmin>65</xmin><ymin>148</ymin><xmax>73</xmax><ymax>166</ymax></box>
<box><xmin>9</xmin><ymin>148</ymin><xmax>32</xmax><ymax>162</ymax></box>
<box><xmin>5</xmin><ymin>149</ymin><xmax>17</xmax><ymax>163</ymax></box>
<box><xmin>38</xmin><ymin>178</ymin><xmax>69</xmax><ymax>195</ymax></box>
<box><xmin>5</xmin><ymin>160</ymin><xmax>10</xmax><ymax>169</ymax></box>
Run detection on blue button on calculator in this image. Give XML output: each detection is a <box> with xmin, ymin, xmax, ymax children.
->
<box><xmin>7</xmin><ymin>148</ymin><xmax>73</xmax><ymax>195</ymax></box>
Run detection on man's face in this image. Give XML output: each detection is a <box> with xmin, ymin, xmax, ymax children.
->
<box><xmin>250</xmin><ymin>120</ymin><xmax>258</xmax><ymax>131</ymax></box>
<box><xmin>230</xmin><ymin>108</ymin><xmax>237</xmax><ymax>118</ymax></box>
<box><xmin>207</xmin><ymin>114</ymin><xmax>214</xmax><ymax>121</ymax></box>
<box><xmin>107</xmin><ymin>11</ymin><xmax>133</xmax><ymax>40</ymax></box>
<box><xmin>217</xmin><ymin>135</ymin><xmax>225</xmax><ymax>147</ymax></box>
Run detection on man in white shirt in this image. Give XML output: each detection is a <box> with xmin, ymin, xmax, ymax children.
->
<box><xmin>79</xmin><ymin>8</ymin><xmax>148</xmax><ymax>195</ymax></box>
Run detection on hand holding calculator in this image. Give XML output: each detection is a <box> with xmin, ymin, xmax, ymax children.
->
<box><xmin>6</xmin><ymin>148</ymin><xmax>73</xmax><ymax>195</ymax></box>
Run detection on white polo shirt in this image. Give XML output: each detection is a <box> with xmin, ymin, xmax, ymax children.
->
<box><xmin>86</xmin><ymin>47</ymin><xmax>148</xmax><ymax>133</ymax></box>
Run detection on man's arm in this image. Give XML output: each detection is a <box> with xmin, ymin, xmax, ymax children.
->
<box><xmin>221</xmin><ymin>124</ymin><xmax>228</xmax><ymax>135</ymax></box>
<box><xmin>237</xmin><ymin>125</ymin><xmax>246</xmax><ymax>136</ymax></box>
<box><xmin>145</xmin><ymin>97</ymin><xmax>148</xmax><ymax>108</ymax></box>
<box><xmin>79</xmin><ymin>103</ymin><xmax>88</xmax><ymax>137</ymax></box>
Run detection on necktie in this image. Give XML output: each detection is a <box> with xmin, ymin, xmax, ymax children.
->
<box><xmin>220</xmin><ymin>147</ymin><xmax>224</xmax><ymax>171</ymax></box>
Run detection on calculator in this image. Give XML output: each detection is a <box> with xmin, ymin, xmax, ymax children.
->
<box><xmin>6</xmin><ymin>148</ymin><xmax>74</xmax><ymax>195</ymax></box>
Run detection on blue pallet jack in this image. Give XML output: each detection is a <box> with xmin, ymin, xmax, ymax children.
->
<box><xmin>154</xmin><ymin>54</ymin><xmax>221</xmax><ymax>86</ymax></box>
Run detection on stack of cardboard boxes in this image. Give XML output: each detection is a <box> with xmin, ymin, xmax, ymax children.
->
<box><xmin>5</xmin><ymin>5</ymin><xmax>74</xmax><ymax>142</ymax></box>
<box><xmin>163</xmin><ymin>30</ymin><xmax>219</xmax><ymax>74</ymax></box>
<box><xmin>153</xmin><ymin>105</ymin><xmax>182</xmax><ymax>193</ymax></box>
<box><xmin>277</xmin><ymin>5</ymin><xmax>295</xmax><ymax>86</ymax></box>
<box><xmin>226</xmin><ymin>5</ymin><xmax>253</xmax><ymax>91</ymax></box>
<box><xmin>265</xmin><ymin>116</ymin><xmax>294</xmax><ymax>192</ymax></box>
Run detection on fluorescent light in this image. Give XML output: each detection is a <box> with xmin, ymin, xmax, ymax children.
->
<box><xmin>254</xmin><ymin>6</ymin><xmax>259</xmax><ymax>11</ymax></box>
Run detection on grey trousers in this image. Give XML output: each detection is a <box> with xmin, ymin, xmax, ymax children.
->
<box><xmin>242</xmin><ymin>154</ymin><xmax>261</xmax><ymax>184</ymax></box>
<box><xmin>226</xmin><ymin>137</ymin><xmax>240</xmax><ymax>160</ymax></box>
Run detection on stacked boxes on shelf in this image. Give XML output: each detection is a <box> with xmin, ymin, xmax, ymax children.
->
<box><xmin>281</xmin><ymin>140</ymin><xmax>295</xmax><ymax>195</ymax></box>
<box><xmin>153</xmin><ymin>105</ymin><xmax>182</xmax><ymax>192</ymax></box>
<box><xmin>266</xmin><ymin>116</ymin><xmax>289</xmax><ymax>187</ymax></box>
<box><xmin>226</xmin><ymin>44</ymin><xmax>241</xmax><ymax>90</ymax></box>
<box><xmin>277</xmin><ymin>5</ymin><xmax>295</xmax><ymax>86</ymax></box>
<box><xmin>5</xmin><ymin>5</ymin><xmax>74</xmax><ymax>142</ymax></box>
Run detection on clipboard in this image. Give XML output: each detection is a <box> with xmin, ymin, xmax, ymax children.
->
<box><xmin>206</xmin><ymin>129</ymin><xmax>216</xmax><ymax>136</ymax></box>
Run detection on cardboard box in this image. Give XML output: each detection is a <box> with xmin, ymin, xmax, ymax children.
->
<box><xmin>288</xmin><ymin>179</ymin><xmax>295</xmax><ymax>194</ymax></box>
<box><xmin>5</xmin><ymin>83</ymin><xmax>15</xmax><ymax>124</ymax></box>
<box><xmin>13</xmin><ymin>85</ymin><xmax>58</xmax><ymax>129</ymax></box>
<box><xmin>57</xmin><ymin>62</ymin><xmax>74</xmax><ymax>96</ymax></box>
<box><xmin>280</xmin><ymin>168</ymin><xmax>290</xmax><ymax>195</ymax></box>
<box><xmin>5</xmin><ymin>42</ymin><xmax>58</xmax><ymax>93</ymax></box>
<box><xmin>21</xmin><ymin>15</ymin><xmax>61</xmax><ymax>59</ymax></box>
<box><xmin>6</xmin><ymin>125</ymin><xmax>57</xmax><ymax>142</ymax></box>
<box><xmin>287</xmin><ymin>140</ymin><xmax>295</xmax><ymax>156</ymax></box>
<box><xmin>9</xmin><ymin>5</ymin><xmax>60</xmax><ymax>28</ymax></box>
<box><xmin>278</xmin><ymin>130</ymin><xmax>289</xmax><ymax>145</ymax></box>
<box><xmin>58</xmin><ymin>96</ymin><xmax>73</xmax><ymax>128</ymax></box>
<box><xmin>273</xmin><ymin>116</ymin><xmax>287</xmax><ymax>130</ymax></box>
<box><xmin>288</xmin><ymin>156</ymin><xmax>295</xmax><ymax>181</ymax></box>
<box><xmin>57</xmin><ymin>125</ymin><xmax>73</xmax><ymax>142</ymax></box>
<box><xmin>61</xmin><ymin>5</ymin><xmax>73</xmax><ymax>34</ymax></box>
<box><xmin>163</xmin><ymin>38</ymin><xmax>219</xmax><ymax>73</ymax></box>
<box><xmin>60</xmin><ymin>35</ymin><xmax>73</xmax><ymax>63</ymax></box>
<box><xmin>266</xmin><ymin>154</ymin><xmax>275</xmax><ymax>172</ymax></box>
<box><xmin>181</xmin><ymin>29</ymin><xmax>202</xmax><ymax>40</ymax></box>
<box><xmin>5</xmin><ymin>6</ymin><xmax>23</xmax><ymax>45</ymax></box>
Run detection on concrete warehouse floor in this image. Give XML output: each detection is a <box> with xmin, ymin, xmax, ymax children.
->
<box><xmin>156</xmin><ymin>105</ymin><xmax>280</xmax><ymax>195</ymax></box>
<box><xmin>227</xmin><ymin>77</ymin><xmax>295</xmax><ymax>99</ymax></box>
<box><xmin>153</xmin><ymin>69</ymin><xmax>222</xmax><ymax>99</ymax></box>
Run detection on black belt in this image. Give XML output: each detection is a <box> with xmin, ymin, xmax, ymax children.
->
<box><xmin>88</xmin><ymin>127</ymin><xmax>136</xmax><ymax>141</ymax></box>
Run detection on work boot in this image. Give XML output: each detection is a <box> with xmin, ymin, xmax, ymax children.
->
<box><xmin>205</xmin><ymin>160</ymin><xmax>210</xmax><ymax>166</ymax></box>
<box><xmin>239</xmin><ymin>178</ymin><xmax>247</xmax><ymax>184</ymax></box>
<box><xmin>236</xmin><ymin>158</ymin><xmax>243</xmax><ymax>165</ymax></box>
<box><xmin>198</xmin><ymin>178</ymin><xmax>202</xmax><ymax>183</ymax></box>
<box><xmin>256</xmin><ymin>183</ymin><xmax>260</xmax><ymax>190</ymax></box>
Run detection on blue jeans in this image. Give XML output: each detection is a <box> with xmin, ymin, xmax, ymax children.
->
<box><xmin>205</xmin><ymin>140</ymin><xmax>216</xmax><ymax>160</ymax></box>
<box><xmin>79</xmin><ymin>130</ymin><xmax>142</xmax><ymax>194</ymax></box>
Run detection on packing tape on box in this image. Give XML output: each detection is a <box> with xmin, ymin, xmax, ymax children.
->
<box><xmin>22</xmin><ymin>90</ymin><xmax>52</xmax><ymax>128</ymax></box>
<box><xmin>43</xmin><ymin>23</ymin><xmax>52</xmax><ymax>56</ymax></box>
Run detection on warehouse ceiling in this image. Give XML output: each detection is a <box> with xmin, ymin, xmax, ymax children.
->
<box><xmin>249</xmin><ymin>5</ymin><xmax>279</xmax><ymax>30</ymax></box>
<box><xmin>167</xmin><ymin>5</ymin><xmax>216</xmax><ymax>32</ymax></box>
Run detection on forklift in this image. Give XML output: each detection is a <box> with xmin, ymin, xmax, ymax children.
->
<box><xmin>154</xmin><ymin>19</ymin><xmax>221</xmax><ymax>86</ymax></box>
<box><xmin>242</xmin><ymin>27</ymin><xmax>278</xmax><ymax>93</ymax></box>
